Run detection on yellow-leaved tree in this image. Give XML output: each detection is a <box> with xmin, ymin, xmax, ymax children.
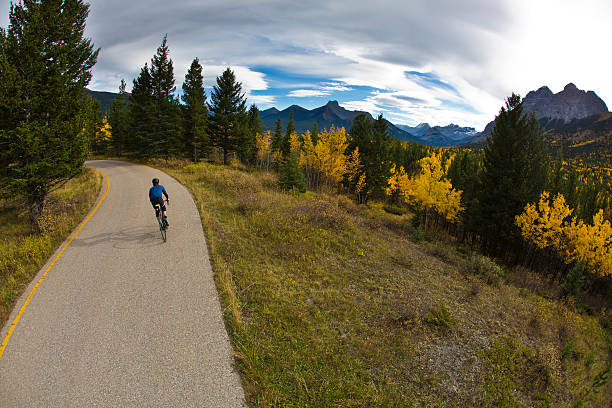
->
<box><xmin>388</xmin><ymin>152</ymin><xmax>463</xmax><ymax>230</ymax></box>
<box><xmin>565</xmin><ymin>210</ymin><xmax>612</xmax><ymax>276</ymax></box>
<box><xmin>255</xmin><ymin>131</ymin><xmax>272</xmax><ymax>171</ymax></box>
<box><xmin>345</xmin><ymin>147</ymin><xmax>366</xmax><ymax>202</ymax></box>
<box><xmin>289</xmin><ymin>131</ymin><xmax>301</xmax><ymax>155</ymax></box>
<box><xmin>300</xmin><ymin>126</ymin><xmax>348</xmax><ymax>189</ymax></box>
<box><xmin>515</xmin><ymin>192</ymin><xmax>573</xmax><ymax>250</ymax></box>
<box><xmin>515</xmin><ymin>191</ymin><xmax>612</xmax><ymax>277</ymax></box>
<box><xmin>300</xmin><ymin>130</ymin><xmax>319</xmax><ymax>188</ymax></box>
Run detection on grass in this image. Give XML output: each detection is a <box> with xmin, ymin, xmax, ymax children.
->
<box><xmin>157</xmin><ymin>159</ymin><xmax>612</xmax><ymax>407</ymax></box>
<box><xmin>0</xmin><ymin>168</ymin><xmax>102</xmax><ymax>326</ymax></box>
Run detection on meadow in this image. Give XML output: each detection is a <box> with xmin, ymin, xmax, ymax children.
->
<box><xmin>159</xmin><ymin>159</ymin><xmax>612</xmax><ymax>407</ymax></box>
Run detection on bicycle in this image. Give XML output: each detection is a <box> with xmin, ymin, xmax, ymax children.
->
<box><xmin>153</xmin><ymin>199</ymin><xmax>169</xmax><ymax>242</ymax></box>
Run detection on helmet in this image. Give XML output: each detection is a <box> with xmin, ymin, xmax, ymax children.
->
<box><xmin>152</xmin><ymin>178</ymin><xmax>159</xmax><ymax>185</ymax></box>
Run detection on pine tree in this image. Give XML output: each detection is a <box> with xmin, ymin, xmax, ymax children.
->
<box><xmin>208</xmin><ymin>68</ymin><xmax>247</xmax><ymax>165</ymax></box>
<box><xmin>348</xmin><ymin>113</ymin><xmax>392</xmax><ymax>203</ymax></box>
<box><xmin>182</xmin><ymin>57</ymin><xmax>209</xmax><ymax>161</ymax></box>
<box><xmin>240</xmin><ymin>104</ymin><xmax>262</xmax><ymax>164</ymax></box>
<box><xmin>278</xmin><ymin>151</ymin><xmax>306</xmax><ymax>193</ymax></box>
<box><xmin>282</xmin><ymin>111</ymin><xmax>295</xmax><ymax>156</ymax></box>
<box><xmin>109</xmin><ymin>79</ymin><xmax>129</xmax><ymax>156</ymax></box>
<box><xmin>149</xmin><ymin>35</ymin><xmax>182</xmax><ymax>158</ymax></box>
<box><xmin>0</xmin><ymin>0</ymin><xmax>99</xmax><ymax>231</ymax></box>
<box><xmin>127</xmin><ymin>36</ymin><xmax>182</xmax><ymax>158</ymax></box>
<box><xmin>128</xmin><ymin>64</ymin><xmax>154</xmax><ymax>156</ymax></box>
<box><xmin>312</xmin><ymin>121</ymin><xmax>319</xmax><ymax>144</ymax></box>
<box><xmin>271</xmin><ymin>117</ymin><xmax>283</xmax><ymax>152</ymax></box>
<box><xmin>473</xmin><ymin>94</ymin><xmax>549</xmax><ymax>253</ymax></box>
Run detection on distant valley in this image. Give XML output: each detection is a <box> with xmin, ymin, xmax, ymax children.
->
<box><xmin>260</xmin><ymin>101</ymin><xmax>479</xmax><ymax>146</ymax></box>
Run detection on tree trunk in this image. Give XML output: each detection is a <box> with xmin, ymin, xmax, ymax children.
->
<box><xmin>28</xmin><ymin>197</ymin><xmax>44</xmax><ymax>234</ymax></box>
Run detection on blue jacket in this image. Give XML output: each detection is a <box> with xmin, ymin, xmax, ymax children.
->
<box><xmin>149</xmin><ymin>185</ymin><xmax>168</xmax><ymax>201</ymax></box>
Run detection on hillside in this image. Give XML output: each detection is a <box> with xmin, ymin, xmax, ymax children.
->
<box><xmin>545</xmin><ymin>111</ymin><xmax>612</xmax><ymax>166</ymax></box>
<box><xmin>158</xmin><ymin>159</ymin><xmax>612</xmax><ymax>407</ymax></box>
<box><xmin>84</xmin><ymin>89</ymin><xmax>120</xmax><ymax>114</ymax></box>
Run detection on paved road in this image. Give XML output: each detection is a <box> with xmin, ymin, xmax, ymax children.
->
<box><xmin>0</xmin><ymin>160</ymin><xmax>246</xmax><ymax>407</ymax></box>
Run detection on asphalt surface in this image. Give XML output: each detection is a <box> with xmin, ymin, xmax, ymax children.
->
<box><xmin>0</xmin><ymin>160</ymin><xmax>246</xmax><ymax>407</ymax></box>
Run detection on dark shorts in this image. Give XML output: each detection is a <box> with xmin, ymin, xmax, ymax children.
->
<box><xmin>151</xmin><ymin>197</ymin><xmax>166</xmax><ymax>214</ymax></box>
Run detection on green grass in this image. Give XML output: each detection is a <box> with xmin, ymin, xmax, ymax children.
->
<box><xmin>0</xmin><ymin>168</ymin><xmax>101</xmax><ymax>325</ymax></box>
<box><xmin>158</xmin><ymin>159</ymin><xmax>612</xmax><ymax>407</ymax></box>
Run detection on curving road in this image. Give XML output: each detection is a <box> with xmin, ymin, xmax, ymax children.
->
<box><xmin>0</xmin><ymin>160</ymin><xmax>246</xmax><ymax>407</ymax></box>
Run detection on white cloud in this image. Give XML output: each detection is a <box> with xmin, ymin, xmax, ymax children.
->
<box><xmin>321</xmin><ymin>82</ymin><xmax>354</xmax><ymax>92</ymax></box>
<box><xmin>245</xmin><ymin>94</ymin><xmax>276</xmax><ymax>105</ymax></box>
<box><xmin>288</xmin><ymin>89</ymin><xmax>331</xmax><ymax>98</ymax></box>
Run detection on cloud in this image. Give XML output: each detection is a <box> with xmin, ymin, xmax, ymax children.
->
<box><xmin>288</xmin><ymin>89</ymin><xmax>331</xmax><ymax>98</ymax></box>
<box><xmin>2</xmin><ymin>0</ymin><xmax>611</xmax><ymax>129</ymax></box>
<box><xmin>246</xmin><ymin>94</ymin><xmax>276</xmax><ymax>105</ymax></box>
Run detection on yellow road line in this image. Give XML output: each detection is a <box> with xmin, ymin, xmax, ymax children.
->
<box><xmin>0</xmin><ymin>168</ymin><xmax>110</xmax><ymax>361</ymax></box>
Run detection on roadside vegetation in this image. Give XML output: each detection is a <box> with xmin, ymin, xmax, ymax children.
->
<box><xmin>0</xmin><ymin>168</ymin><xmax>101</xmax><ymax>325</ymax></box>
<box><xmin>160</xmin><ymin>159</ymin><xmax>612</xmax><ymax>407</ymax></box>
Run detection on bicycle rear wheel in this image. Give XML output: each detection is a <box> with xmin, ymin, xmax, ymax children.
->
<box><xmin>157</xmin><ymin>215</ymin><xmax>167</xmax><ymax>242</ymax></box>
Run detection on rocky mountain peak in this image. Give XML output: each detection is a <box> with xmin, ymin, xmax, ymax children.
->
<box><xmin>563</xmin><ymin>83</ymin><xmax>579</xmax><ymax>92</ymax></box>
<box><xmin>522</xmin><ymin>83</ymin><xmax>608</xmax><ymax>123</ymax></box>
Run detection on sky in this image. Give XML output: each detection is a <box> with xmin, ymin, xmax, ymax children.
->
<box><xmin>2</xmin><ymin>0</ymin><xmax>611</xmax><ymax>130</ymax></box>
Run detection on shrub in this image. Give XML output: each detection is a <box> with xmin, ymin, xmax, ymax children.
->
<box><xmin>383</xmin><ymin>205</ymin><xmax>405</xmax><ymax>216</ymax></box>
<box><xmin>411</xmin><ymin>228</ymin><xmax>425</xmax><ymax>243</ymax></box>
<box><xmin>423</xmin><ymin>305</ymin><xmax>454</xmax><ymax>328</ymax></box>
<box><xmin>560</xmin><ymin>261</ymin><xmax>585</xmax><ymax>299</ymax></box>
<box><xmin>183</xmin><ymin>162</ymin><xmax>206</xmax><ymax>174</ymax></box>
<box><xmin>278</xmin><ymin>153</ymin><xmax>306</xmax><ymax>193</ymax></box>
<box><xmin>467</xmin><ymin>254</ymin><xmax>504</xmax><ymax>285</ymax></box>
<box><xmin>561</xmin><ymin>338</ymin><xmax>580</xmax><ymax>361</ymax></box>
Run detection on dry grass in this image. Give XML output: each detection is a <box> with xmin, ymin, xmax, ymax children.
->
<box><xmin>159</xmin><ymin>160</ymin><xmax>612</xmax><ymax>407</ymax></box>
<box><xmin>0</xmin><ymin>168</ymin><xmax>102</xmax><ymax>325</ymax></box>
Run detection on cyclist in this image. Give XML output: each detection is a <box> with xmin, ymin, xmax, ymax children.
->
<box><xmin>149</xmin><ymin>178</ymin><xmax>169</xmax><ymax>227</ymax></box>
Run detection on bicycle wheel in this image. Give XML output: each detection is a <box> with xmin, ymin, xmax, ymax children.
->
<box><xmin>157</xmin><ymin>214</ymin><xmax>167</xmax><ymax>242</ymax></box>
<box><xmin>160</xmin><ymin>224</ymin><xmax>167</xmax><ymax>242</ymax></box>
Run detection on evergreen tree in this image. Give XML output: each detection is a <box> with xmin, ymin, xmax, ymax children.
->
<box><xmin>109</xmin><ymin>79</ymin><xmax>129</xmax><ymax>156</ymax></box>
<box><xmin>149</xmin><ymin>35</ymin><xmax>182</xmax><ymax>158</ymax></box>
<box><xmin>239</xmin><ymin>104</ymin><xmax>262</xmax><ymax>164</ymax></box>
<box><xmin>127</xmin><ymin>36</ymin><xmax>182</xmax><ymax>158</ymax></box>
<box><xmin>208</xmin><ymin>68</ymin><xmax>247</xmax><ymax>165</ymax></box>
<box><xmin>271</xmin><ymin>117</ymin><xmax>283</xmax><ymax>152</ymax></box>
<box><xmin>0</xmin><ymin>0</ymin><xmax>98</xmax><ymax>231</ymax></box>
<box><xmin>472</xmin><ymin>94</ymin><xmax>549</xmax><ymax>253</ymax></box>
<box><xmin>279</xmin><ymin>151</ymin><xmax>306</xmax><ymax>193</ymax></box>
<box><xmin>348</xmin><ymin>113</ymin><xmax>392</xmax><ymax>203</ymax></box>
<box><xmin>182</xmin><ymin>57</ymin><xmax>209</xmax><ymax>161</ymax></box>
<box><xmin>84</xmin><ymin>96</ymin><xmax>104</xmax><ymax>153</ymax></box>
<box><xmin>282</xmin><ymin>111</ymin><xmax>295</xmax><ymax>156</ymax></box>
<box><xmin>128</xmin><ymin>64</ymin><xmax>154</xmax><ymax>156</ymax></box>
<box><xmin>312</xmin><ymin>121</ymin><xmax>319</xmax><ymax>144</ymax></box>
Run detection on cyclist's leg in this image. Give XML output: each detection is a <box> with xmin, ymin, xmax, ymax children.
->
<box><xmin>151</xmin><ymin>199</ymin><xmax>162</xmax><ymax>217</ymax></box>
<box><xmin>154</xmin><ymin>198</ymin><xmax>168</xmax><ymax>226</ymax></box>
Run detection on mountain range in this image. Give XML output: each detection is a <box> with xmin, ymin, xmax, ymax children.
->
<box><xmin>396</xmin><ymin>123</ymin><xmax>479</xmax><ymax>146</ymax></box>
<box><xmin>260</xmin><ymin>101</ymin><xmax>480</xmax><ymax>146</ymax></box>
<box><xmin>85</xmin><ymin>83</ymin><xmax>610</xmax><ymax>151</ymax></box>
<box><xmin>260</xmin><ymin>101</ymin><xmax>421</xmax><ymax>143</ymax></box>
